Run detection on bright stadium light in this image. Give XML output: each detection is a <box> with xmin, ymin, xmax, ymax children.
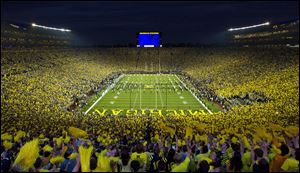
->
<box><xmin>10</xmin><ymin>24</ymin><xmax>20</xmax><ymax>29</ymax></box>
<box><xmin>31</xmin><ymin>23</ymin><xmax>71</xmax><ymax>32</ymax></box>
<box><xmin>228</xmin><ymin>22</ymin><xmax>270</xmax><ymax>32</ymax></box>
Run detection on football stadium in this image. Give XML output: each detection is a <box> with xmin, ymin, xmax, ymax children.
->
<box><xmin>1</xmin><ymin>1</ymin><xmax>299</xmax><ymax>172</ymax></box>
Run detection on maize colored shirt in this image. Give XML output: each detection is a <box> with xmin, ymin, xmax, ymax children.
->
<box><xmin>281</xmin><ymin>158</ymin><xmax>299</xmax><ymax>172</ymax></box>
<box><xmin>96</xmin><ymin>150</ymin><xmax>111</xmax><ymax>172</ymax></box>
<box><xmin>195</xmin><ymin>151</ymin><xmax>211</xmax><ymax>162</ymax></box>
<box><xmin>171</xmin><ymin>157</ymin><xmax>190</xmax><ymax>172</ymax></box>
<box><xmin>131</xmin><ymin>152</ymin><xmax>148</xmax><ymax>166</ymax></box>
<box><xmin>241</xmin><ymin>151</ymin><xmax>252</xmax><ymax>172</ymax></box>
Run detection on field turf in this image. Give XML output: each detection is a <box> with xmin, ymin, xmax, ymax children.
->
<box><xmin>83</xmin><ymin>74</ymin><xmax>220</xmax><ymax>114</ymax></box>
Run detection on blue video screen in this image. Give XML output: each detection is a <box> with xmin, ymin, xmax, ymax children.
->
<box><xmin>137</xmin><ymin>32</ymin><xmax>160</xmax><ymax>47</ymax></box>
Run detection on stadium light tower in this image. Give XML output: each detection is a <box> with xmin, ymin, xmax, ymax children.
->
<box><xmin>31</xmin><ymin>23</ymin><xmax>71</xmax><ymax>32</ymax></box>
<box><xmin>228</xmin><ymin>22</ymin><xmax>270</xmax><ymax>32</ymax></box>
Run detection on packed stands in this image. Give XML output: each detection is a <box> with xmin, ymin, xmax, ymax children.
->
<box><xmin>227</xmin><ymin>19</ymin><xmax>299</xmax><ymax>47</ymax></box>
<box><xmin>1</xmin><ymin>46</ymin><xmax>299</xmax><ymax>172</ymax></box>
<box><xmin>1</xmin><ymin>21</ymin><xmax>71</xmax><ymax>49</ymax></box>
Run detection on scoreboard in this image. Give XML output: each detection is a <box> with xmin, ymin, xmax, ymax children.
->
<box><xmin>137</xmin><ymin>32</ymin><xmax>162</xmax><ymax>47</ymax></box>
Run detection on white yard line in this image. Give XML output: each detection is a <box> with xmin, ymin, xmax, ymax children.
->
<box><xmin>84</xmin><ymin>74</ymin><xmax>124</xmax><ymax>115</ymax></box>
<box><xmin>157</xmin><ymin>75</ymin><xmax>164</xmax><ymax>107</ymax></box>
<box><xmin>122</xmin><ymin>75</ymin><xmax>130</xmax><ymax>89</ymax></box>
<box><xmin>177</xmin><ymin>83</ymin><xmax>183</xmax><ymax>90</ymax></box>
<box><xmin>140</xmin><ymin>76</ymin><xmax>142</xmax><ymax>109</ymax></box>
<box><xmin>168</xmin><ymin>76</ymin><xmax>177</xmax><ymax>90</ymax></box>
<box><xmin>174</xmin><ymin>75</ymin><xmax>213</xmax><ymax>114</ymax></box>
<box><xmin>155</xmin><ymin>85</ymin><xmax>158</xmax><ymax>109</ymax></box>
<box><xmin>132</xmin><ymin>92</ymin><xmax>139</xmax><ymax>109</ymax></box>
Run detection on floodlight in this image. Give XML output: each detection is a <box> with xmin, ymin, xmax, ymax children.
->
<box><xmin>31</xmin><ymin>23</ymin><xmax>71</xmax><ymax>32</ymax></box>
<box><xmin>228</xmin><ymin>22</ymin><xmax>270</xmax><ymax>32</ymax></box>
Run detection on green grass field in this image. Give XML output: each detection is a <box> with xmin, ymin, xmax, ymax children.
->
<box><xmin>83</xmin><ymin>74</ymin><xmax>220</xmax><ymax>115</ymax></box>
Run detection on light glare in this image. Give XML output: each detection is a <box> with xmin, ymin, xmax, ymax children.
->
<box><xmin>228</xmin><ymin>22</ymin><xmax>270</xmax><ymax>32</ymax></box>
<box><xmin>31</xmin><ymin>23</ymin><xmax>71</xmax><ymax>32</ymax></box>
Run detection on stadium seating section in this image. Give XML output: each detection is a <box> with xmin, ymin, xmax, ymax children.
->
<box><xmin>1</xmin><ymin>46</ymin><xmax>299</xmax><ymax>172</ymax></box>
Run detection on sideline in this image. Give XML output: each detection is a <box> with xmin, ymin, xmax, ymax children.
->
<box><xmin>84</xmin><ymin>74</ymin><xmax>124</xmax><ymax>114</ymax></box>
<box><xmin>175</xmin><ymin>75</ymin><xmax>213</xmax><ymax>114</ymax></box>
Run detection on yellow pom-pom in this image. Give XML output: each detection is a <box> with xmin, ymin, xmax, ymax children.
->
<box><xmin>13</xmin><ymin>139</ymin><xmax>39</xmax><ymax>171</ymax></box>
<box><xmin>285</xmin><ymin>126</ymin><xmax>299</xmax><ymax>137</ymax></box>
<box><xmin>270</xmin><ymin>145</ymin><xmax>281</xmax><ymax>155</ymax></box>
<box><xmin>97</xmin><ymin>136</ymin><xmax>103</xmax><ymax>143</ymax></box>
<box><xmin>43</xmin><ymin>145</ymin><xmax>53</xmax><ymax>152</ymax></box>
<box><xmin>154</xmin><ymin>134</ymin><xmax>160</xmax><ymax>141</ymax></box>
<box><xmin>242</xmin><ymin>136</ymin><xmax>251</xmax><ymax>149</ymax></box>
<box><xmin>14</xmin><ymin>130</ymin><xmax>26</xmax><ymax>142</ymax></box>
<box><xmin>39</xmin><ymin>169</ymin><xmax>50</xmax><ymax>172</ymax></box>
<box><xmin>39</xmin><ymin>134</ymin><xmax>45</xmax><ymax>139</ymax></box>
<box><xmin>231</xmin><ymin>137</ymin><xmax>238</xmax><ymax>144</ymax></box>
<box><xmin>50</xmin><ymin>156</ymin><xmax>65</xmax><ymax>164</ymax></box>
<box><xmin>178</xmin><ymin>139</ymin><xmax>182</xmax><ymax>147</ymax></box>
<box><xmin>62</xmin><ymin>130</ymin><xmax>68</xmax><ymax>136</ymax></box>
<box><xmin>79</xmin><ymin>145</ymin><xmax>93</xmax><ymax>172</ymax></box>
<box><xmin>185</xmin><ymin>127</ymin><xmax>193</xmax><ymax>139</ymax></box>
<box><xmin>68</xmin><ymin>127</ymin><xmax>88</xmax><ymax>138</ymax></box>
<box><xmin>220</xmin><ymin>138</ymin><xmax>226</xmax><ymax>145</ymax></box>
<box><xmin>3</xmin><ymin>140</ymin><xmax>13</xmax><ymax>150</ymax></box>
<box><xmin>64</xmin><ymin>136</ymin><xmax>70</xmax><ymax>144</ymax></box>
<box><xmin>198</xmin><ymin>135</ymin><xmax>208</xmax><ymax>143</ymax></box>
<box><xmin>55</xmin><ymin>137</ymin><xmax>63</xmax><ymax>147</ymax></box>
<box><xmin>254</xmin><ymin>145</ymin><xmax>260</xmax><ymax>149</ymax></box>
<box><xmin>195</xmin><ymin>134</ymin><xmax>201</xmax><ymax>142</ymax></box>
<box><xmin>255</xmin><ymin>128</ymin><xmax>272</xmax><ymax>142</ymax></box>
<box><xmin>1</xmin><ymin>133</ymin><xmax>12</xmax><ymax>141</ymax></box>
<box><xmin>110</xmin><ymin>157</ymin><xmax>120</xmax><ymax>162</ymax></box>
<box><xmin>68</xmin><ymin>153</ymin><xmax>78</xmax><ymax>159</ymax></box>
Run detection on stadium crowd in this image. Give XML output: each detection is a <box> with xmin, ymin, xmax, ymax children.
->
<box><xmin>1</xmin><ymin>47</ymin><xmax>299</xmax><ymax>172</ymax></box>
<box><xmin>1</xmin><ymin>124</ymin><xmax>299</xmax><ymax>172</ymax></box>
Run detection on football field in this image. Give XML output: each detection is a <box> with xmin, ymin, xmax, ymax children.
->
<box><xmin>83</xmin><ymin>74</ymin><xmax>217</xmax><ymax>115</ymax></box>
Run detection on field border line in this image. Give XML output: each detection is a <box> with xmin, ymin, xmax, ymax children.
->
<box><xmin>175</xmin><ymin>75</ymin><xmax>213</xmax><ymax>114</ymax></box>
<box><xmin>132</xmin><ymin>90</ymin><xmax>139</xmax><ymax>109</ymax></box>
<box><xmin>168</xmin><ymin>75</ymin><xmax>177</xmax><ymax>90</ymax></box>
<box><xmin>156</xmin><ymin>74</ymin><xmax>164</xmax><ymax>108</ymax></box>
<box><xmin>84</xmin><ymin>74</ymin><xmax>125</xmax><ymax>115</ymax></box>
<box><xmin>139</xmin><ymin>75</ymin><xmax>142</xmax><ymax>109</ymax></box>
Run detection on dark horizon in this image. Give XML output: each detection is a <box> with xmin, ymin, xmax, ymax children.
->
<box><xmin>1</xmin><ymin>1</ymin><xmax>299</xmax><ymax>46</ymax></box>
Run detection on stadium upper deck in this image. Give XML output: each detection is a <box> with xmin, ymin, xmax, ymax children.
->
<box><xmin>226</xmin><ymin>19</ymin><xmax>299</xmax><ymax>47</ymax></box>
<box><xmin>1</xmin><ymin>20</ymin><xmax>71</xmax><ymax>48</ymax></box>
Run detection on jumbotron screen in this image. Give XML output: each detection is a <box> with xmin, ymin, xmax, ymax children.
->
<box><xmin>137</xmin><ymin>32</ymin><xmax>162</xmax><ymax>47</ymax></box>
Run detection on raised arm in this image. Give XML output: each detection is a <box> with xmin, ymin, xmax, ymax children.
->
<box><xmin>208</xmin><ymin>132</ymin><xmax>213</xmax><ymax>148</ymax></box>
<box><xmin>72</xmin><ymin>153</ymin><xmax>81</xmax><ymax>172</ymax></box>
<box><xmin>239</xmin><ymin>137</ymin><xmax>245</xmax><ymax>157</ymax></box>
<box><xmin>261</xmin><ymin>141</ymin><xmax>269</xmax><ymax>162</ymax></box>
<box><xmin>175</xmin><ymin>134</ymin><xmax>179</xmax><ymax>152</ymax></box>
<box><xmin>248</xmin><ymin>136</ymin><xmax>255</xmax><ymax>166</ymax></box>
<box><xmin>292</xmin><ymin>135</ymin><xmax>299</xmax><ymax>149</ymax></box>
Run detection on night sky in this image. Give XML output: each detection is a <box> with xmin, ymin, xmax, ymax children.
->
<box><xmin>1</xmin><ymin>1</ymin><xmax>299</xmax><ymax>46</ymax></box>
